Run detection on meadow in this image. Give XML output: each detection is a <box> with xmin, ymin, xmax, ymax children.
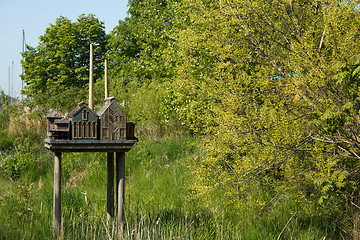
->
<box><xmin>0</xmin><ymin>123</ymin><xmax>335</xmax><ymax>239</ymax></box>
<box><xmin>9</xmin><ymin>0</ymin><xmax>360</xmax><ymax>238</ymax></box>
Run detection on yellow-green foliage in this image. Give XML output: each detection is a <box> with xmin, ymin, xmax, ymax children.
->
<box><xmin>170</xmin><ymin>0</ymin><xmax>360</xmax><ymax>225</ymax></box>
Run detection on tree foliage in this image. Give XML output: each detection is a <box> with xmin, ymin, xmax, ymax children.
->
<box><xmin>169</xmin><ymin>0</ymin><xmax>360</xmax><ymax>229</ymax></box>
<box><xmin>21</xmin><ymin>14</ymin><xmax>107</xmax><ymax>112</ymax></box>
<box><xmin>107</xmin><ymin>0</ymin><xmax>181</xmax><ymax>135</ymax></box>
<box><xmin>18</xmin><ymin>0</ymin><xmax>360</xmax><ymax>236</ymax></box>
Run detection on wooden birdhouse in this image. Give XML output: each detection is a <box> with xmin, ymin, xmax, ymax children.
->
<box><xmin>46</xmin><ymin>113</ymin><xmax>70</xmax><ymax>140</ymax></box>
<box><xmin>97</xmin><ymin>97</ymin><xmax>127</xmax><ymax>140</ymax></box>
<box><xmin>67</xmin><ymin>101</ymin><xmax>99</xmax><ymax>140</ymax></box>
<box><xmin>44</xmin><ymin>51</ymin><xmax>136</xmax><ymax>142</ymax></box>
<box><xmin>44</xmin><ymin>47</ymin><xmax>138</xmax><ymax>237</ymax></box>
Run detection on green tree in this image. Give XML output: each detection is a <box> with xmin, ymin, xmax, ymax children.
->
<box><xmin>170</xmin><ymin>0</ymin><xmax>360</xmax><ymax>235</ymax></box>
<box><xmin>21</xmin><ymin>14</ymin><xmax>107</xmax><ymax>112</ymax></box>
<box><xmin>108</xmin><ymin>0</ymin><xmax>182</xmax><ymax>136</ymax></box>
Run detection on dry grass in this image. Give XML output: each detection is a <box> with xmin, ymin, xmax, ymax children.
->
<box><xmin>8</xmin><ymin>107</ymin><xmax>46</xmax><ymax>137</ymax></box>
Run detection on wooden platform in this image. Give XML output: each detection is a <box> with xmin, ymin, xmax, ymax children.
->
<box><xmin>44</xmin><ymin>139</ymin><xmax>137</xmax><ymax>152</ymax></box>
<box><xmin>45</xmin><ymin>138</ymin><xmax>136</xmax><ymax>235</ymax></box>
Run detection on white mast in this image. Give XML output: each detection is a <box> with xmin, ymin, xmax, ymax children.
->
<box><xmin>22</xmin><ymin>30</ymin><xmax>25</xmax><ymax>100</ymax></box>
<box><xmin>8</xmin><ymin>66</ymin><xmax>10</xmax><ymax>102</ymax></box>
<box><xmin>11</xmin><ymin>61</ymin><xmax>14</xmax><ymax>103</ymax></box>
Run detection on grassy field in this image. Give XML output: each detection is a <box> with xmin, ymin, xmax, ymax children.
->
<box><xmin>0</xmin><ymin>133</ymin><xmax>338</xmax><ymax>239</ymax></box>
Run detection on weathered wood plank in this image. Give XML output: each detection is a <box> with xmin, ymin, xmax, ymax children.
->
<box><xmin>107</xmin><ymin>152</ymin><xmax>114</xmax><ymax>221</ymax></box>
<box><xmin>47</xmin><ymin>141</ymin><xmax>135</xmax><ymax>236</ymax></box>
<box><xmin>116</xmin><ymin>152</ymin><xmax>125</xmax><ymax>235</ymax></box>
<box><xmin>53</xmin><ymin>152</ymin><xmax>62</xmax><ymax>237</ymax></box>
<box><xmin>44</xmin><ymin>139</ymin><xmax>137</xmax><ymax>152</ymax></box>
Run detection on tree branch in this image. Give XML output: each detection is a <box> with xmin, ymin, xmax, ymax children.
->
<box><xmin>318</xmin><ymin>29</ymin><xmax>326</xmax><ymax>53</ymax></box>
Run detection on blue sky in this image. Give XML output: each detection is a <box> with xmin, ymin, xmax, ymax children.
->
<box><xmin>0</xmin><ymin>0</ymin><xmax>129</xmax><ymax>99</ymax></box>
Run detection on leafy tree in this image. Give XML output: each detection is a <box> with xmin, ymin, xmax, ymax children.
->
<box><xmin>109</xmin><ymin>0</ymin><xmax>174</xmax><ymax>86</ymax></box>
<box><xmin>170</xmin><ymin>0</ymin><xmax>360</xmax><ymax>235</ymax></box>
<box><xmin>108</xmin><ymin>0</ymin><xmax>181</xmax><ymax>135</ymax></box>
<box><xmin>21</xmin><ymin>14</ymin><xmax>107</xmax><ymax>112</ymax></box>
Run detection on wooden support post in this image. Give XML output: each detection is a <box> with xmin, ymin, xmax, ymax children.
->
<box><xmin>53</xmin><ymin>152</ymin><xmax>62</xmax><ymax>237</ymax></box>
<box><xmin>107</xmin><ymin>152</ymin><xmax>114</xmax><ymax>221</ymax></box>
<box><xmin>116</xmin><ymin>152</ymin><xmax>125</xmax><ymax>234</ymax></box>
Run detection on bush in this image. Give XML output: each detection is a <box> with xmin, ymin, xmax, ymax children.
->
<box><xmin>0</xmin><ymin>130</ymin><xmax>13</xmax><ymax>151</ymax></box>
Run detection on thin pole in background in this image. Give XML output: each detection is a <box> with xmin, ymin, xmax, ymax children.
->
<box><xmin>22</xmin><ymin>30</ymin><xmax>26</xmax><ymax>100</ymax></box>
<box><xmin>11</xmin><ymin>61</ymin><xmax>14</xmax><ymax>103</ymax></box>
<box><xmin>8</xmin><ymin>66</ymin><xmax>10</xmax><ymax>102</ymax></box>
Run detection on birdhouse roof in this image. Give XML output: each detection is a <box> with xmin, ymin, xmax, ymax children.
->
<box><xmin>46</xmin><ymin>115</ymin><xmax>63</xmax><ymax>120</ymax></box>
<box><xmin>97</xmin><ymin>97</ymin><xmax>121</xmax><ymax>116</ymax></box>
<box><xmin>68</xmin><ymin>101</ymin><xmax>97</xmax><ymax>117</ymax></box>
<box><xmin>54</xmin><ymin>118</ymin><xmax>70</xmax><ymax>124</ymax></box>
<box><xmin>97</xmin><ymin>103</ymin><xmax>111</xmax><ymax>116</ymax></box>
<box><xmin>104</xmin><ymin>97</ymin><xmax>116</xmax><ymax>102</ymax></box>
<box><xmin>46</xmin><ymin>110</ymin><xmax>64</xmax><ymax>119</ymax></box>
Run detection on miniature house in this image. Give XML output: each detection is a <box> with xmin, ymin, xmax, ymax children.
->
<box><xmin>97</xmin><ymin>97</ymin><xmax>127</xmax><ymax>140</ymax></box>
<box><xmin>46</xmin><ymin>51</ymin><xmax>137</xmax><ymax>236</ymax></box>
<box><xmin>47</xmin><ymin>114</ymin><xmax>70</xmax><ymax>140</ymax></box>
<box><xmin>45</xmin><ymin>53</ymin><xmax>137</xmax><ymax>142</ymax></box>
<box><xmin>46</xmin><ymin>99</ymin><xmax>136</xmax><ymax>141</ymax></box>
<box><xmin>67</xmin><ymin>101</ymin><xmax>99</xmax><ymax>140</ymax></box>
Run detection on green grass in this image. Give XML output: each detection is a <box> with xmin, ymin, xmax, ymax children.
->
<box><xmin>0</xmin><ymin>134</ymin><xmax>342</xmax><ymax>239</ymax></box>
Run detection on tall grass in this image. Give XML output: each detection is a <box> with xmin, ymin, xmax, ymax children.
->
<box><xmin>0</xmin><ymin>134</ymin><xmax>340</xmax><ymax>239</ymax></box>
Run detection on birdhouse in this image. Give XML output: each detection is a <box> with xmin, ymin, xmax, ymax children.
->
<box><xmin>67</xmin><ymin>101</ymin><xmax>99</xmax><ymax>140</ymax></box>
<box><xmin>45</xmin><ymin>47</ymin><xmax>139</xmax><ymax>237</ymax></box>
<box><xmin>45</xmin><ymin>52</ymin><xmax>136</xmax><ymax>142</ymax></box>
<box><xmin>46</xmin><ymin>113</ymin><xmax>70</xmax><ymax>140</ymax></box>
<box><xmin>97</xmin><ymin>97</ymin><xmax>127</xmax><ymax>140</ymax></box>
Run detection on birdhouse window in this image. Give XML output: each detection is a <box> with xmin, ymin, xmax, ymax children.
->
<box><xmin>79</xmin><ymin>122</ymin><xmax>82</xmax><ymax>138</ymax></box>
<box><xmin>102</xmin><ymin>128</ymin><xmax>108</xmax><ymax>139</ymax></box>
<box><xmin>92</xmin><ymin>122</ymin><xmax>97</xmax><ymax>138</ymax></box>
<box><xmin>82</xmin><ymin>110</ymin><xmax>88</xmax><ymax>121</ymax></box>
<box><xmin>83</xmin><ymin>122</ymin><xmax>87</xmax><ymax>138</ymax></box>
<box><xmin>120</xmin><ymin>128</ymin><xmax>125</xmax><ymax>138</ymax></box>
<box><xmin>88</xmin><ymin>123</ymin><xmax>92</xmax><ymax>138</ymax></box>
<box><xmin>86</xmin><ymin>122</ymin><xmax>90</xmax><ymax>138</ymax></box>
<box><xmin>115</xmin><ymin>115</ymin><xmax>119</xmax><ymax>122</ymax></box>
<box><xmin>73</xmin><ymin>122</ymin><xmax>77</xmax><ymax>138</ymax></box>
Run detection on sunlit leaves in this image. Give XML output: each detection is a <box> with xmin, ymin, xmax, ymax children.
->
<box><xmin>21</xmin><ymin>14</ymin><xmax>107</xmax><ymax>112</ymax></box>
<box><xmin>170</xmin><ymin>0</ymin><xmax>360</xmax><ymax>216</ymax></box>
<box><xmin>108</xmin><ymin>0</ymin><xmax>180</xmax><ymax>131</ymax></box>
